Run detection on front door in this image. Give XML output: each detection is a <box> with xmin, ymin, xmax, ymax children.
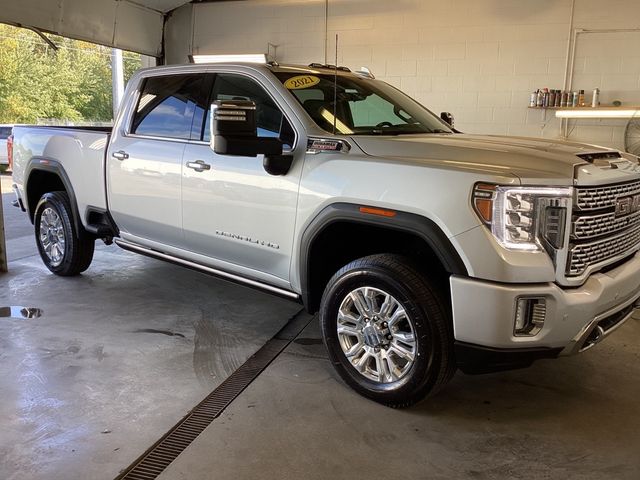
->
<box><xmin>181</xmin><ymin>73</ymin><xmax>301</xmax><ymax>285</ymax></box>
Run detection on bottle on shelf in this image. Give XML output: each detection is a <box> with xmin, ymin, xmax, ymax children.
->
<box><xmin>592</xmin><ymin>88</ymin><xmax>600</xmax><ymax>107</ymax></box>
<box><xmin>571</xmin><ymin>91</ymin><xmax>579</xmax><ymax>107</ymax></box>
<box><xmin>549</xmin><ymin>90</ymin><xmax>556</xmax><ymax>108</ymax></box>
<box><xmin>536</xmin><ymin>89</ymin><xmax>544</xmax><ymax>107</ymax></box>
<box><xmin>530</xmin><ymin>90</ymin><xmax>538</xmax><ymax>107</ymax></box>
<box><xmin>561</xmin><ymin>91</ymin><xmax>568</xmax><ymax>107</ymax></box>
<box><xmin>578</xmin><ymin>89</ymin><xmax>585</xmax><ymax>107</ymax></box>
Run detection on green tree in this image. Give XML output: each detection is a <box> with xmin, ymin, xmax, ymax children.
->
<box><xmin>0</xmin><ymin>24</ymin><xmax>141</xmax><ymax>123</ymax></box>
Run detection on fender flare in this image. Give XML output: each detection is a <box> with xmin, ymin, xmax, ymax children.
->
<box><xmin>299</xmin><ymin>203</ymin><xmax>468</xmax><ymax>310</ymax></box>
<box><xmin>24</xmin><ymin>158</ymin><xmax>82</xmax><ymax>233</ymax></box>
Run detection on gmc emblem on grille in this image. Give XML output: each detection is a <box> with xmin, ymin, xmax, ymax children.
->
<box><xmin>615</xmin><ymin>194</ymin><xmax>640</xmax><ymax>217</ymax></box>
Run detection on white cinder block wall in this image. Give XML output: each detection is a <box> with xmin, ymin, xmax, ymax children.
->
<box><xmin>169</xmin><ymin>0</ymin><xmax>640</xmax><ymax>151</ymax></box>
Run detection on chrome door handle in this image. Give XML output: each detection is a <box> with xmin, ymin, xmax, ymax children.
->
<box><xmin>186</xmin><ymin>160</ymin><xmax>212</xmax><ymax>172</ymax></box>
<box><xmin>112</xmin><ymin>150</ymin><xmax>129</xmax><ymax>161</ymax></box>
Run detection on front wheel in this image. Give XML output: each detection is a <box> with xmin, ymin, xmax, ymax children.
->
<box><xmin>319</xmin><ymin>254</ymin><xmax>455</xmax><ymax>408</ymax></box>
<box><xmin>34</xmin><ymin>191</ymin><xmax>95</xmax><ymax>276</ymax></box>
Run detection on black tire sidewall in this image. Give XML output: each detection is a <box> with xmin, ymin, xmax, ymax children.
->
<box><xmin>320</xmin><ymin>262</ymin><xmax>444</xmax><ymax>404</ymax></box>
<box><xmin>34</xmin><ymin>192</ymin><xmax>80</xmax><ymax>275</ymax></box>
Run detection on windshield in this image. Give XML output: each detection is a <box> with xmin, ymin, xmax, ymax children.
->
<box><xmin>275</xmin><ymin>72</ymin><xmax>452</xmax><ymax>136</ymax></box>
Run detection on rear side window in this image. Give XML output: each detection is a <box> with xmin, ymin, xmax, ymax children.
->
<box><xmin>0</xmin><ymin>127</ymin><xmax>11</xmax><ymax>139</ymax></box>
<box><xmin>131</xmin><ymin>75</ymin><xmax>208</xmax><ymax>140</ymax></box>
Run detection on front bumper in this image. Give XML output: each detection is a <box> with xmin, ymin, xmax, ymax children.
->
<box><xmin>450</xmin><ymin>252</ymin><xmax>640</xmax><ymax>355</ymax></box>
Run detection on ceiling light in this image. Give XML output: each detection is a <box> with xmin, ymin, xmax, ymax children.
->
<box><xmin>189</xmin><ymin>54</ymin><xmax>269</xmax><ymax>64</ymax></box>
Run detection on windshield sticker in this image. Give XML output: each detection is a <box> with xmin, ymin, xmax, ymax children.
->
<box><xmin>284</xmin><ymin>75</ymin><xmax>321</xmax><ymax>90</ymax></box>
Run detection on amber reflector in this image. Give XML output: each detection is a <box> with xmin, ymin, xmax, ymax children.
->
<box><xmin>474</xmin><ymin>199</ymin><xmax>493</xmax><ymax>222</ymax></box>
<box><xmin>359</xmin><ymin>206</ymin><xmax>397</xmax><ymax>218</ymax></box>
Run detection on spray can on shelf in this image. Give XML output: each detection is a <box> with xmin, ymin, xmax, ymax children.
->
<box><xmin>530</xmin><ymin>91</ymin><xmax>538</xmax><ymax>107</ymax></box>
<box><xmin>592</xmin><ymin>88</ymin><xmax>600</xmax><ymax>107</ymax></box>
<box><xmin>578</xmin><ymin>90</ymin><xmax>585</xmax><ymax>106</ymax></box>
<box><xmin>549</xmin><ymin>90</ymin><xmax>556</xmax><ymax>108</ymax></box>
<box><xmin>543</xmin><ymin>88</ymin><xmax>550</xmax><ymax>107</ymax></box>
<box><xmin>561</xmin><ymin>91</ymin><xmax>568</xmax><ymax>107</ymax></box>
<box><xmin>571</xmin><ymin>91</ymin><xmax>579</xmax><ymax>107</ymax></box>
<box><xmin>554</xmin><ymin>90</ymin><xmax>562</xmax><ymax>107</ymax></box>
<box><xmin>536</xmin><ymin>90</ymin><xmax>544</xmax><ymax>107</ymax></box>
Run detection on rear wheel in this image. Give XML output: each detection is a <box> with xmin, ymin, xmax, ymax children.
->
<box><xmin>319</xmin><ymin>254</ymin><xmax>455</xmax><ymax>408</ymax></box>
<box><xmin>34</xmin><ymin>191</ymin><xmax>95</xmax><ymax>276</ymax></box>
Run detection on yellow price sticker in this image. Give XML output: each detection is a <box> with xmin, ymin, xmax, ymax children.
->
<box><xmin>284</xmin><ymin>75</ymin><xmax>321</xmax><ymax>90</ymax></box>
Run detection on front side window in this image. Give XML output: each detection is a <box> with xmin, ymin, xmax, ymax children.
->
<box><xmin>275</xmin><ymin>72</ymin><xmax>452</xmax><ymax>136</ymax></box>
<box><xmin>131</xmin><ymin>74</ymin><xmax>208</xmax><ymax>140</ymax></box>
<box><xmin>204</xmin><ymin>74</ymin><xmax>294</xmax><ymax>147</ymax></box>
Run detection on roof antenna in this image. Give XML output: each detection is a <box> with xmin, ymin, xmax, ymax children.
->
<box><xmin>333</xmin><ymin>34</ymin><xmax>338</xmax><ymax>135</ymax></box>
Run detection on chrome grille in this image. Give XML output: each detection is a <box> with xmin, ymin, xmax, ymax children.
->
<box><xmin>575</xmin><ymin>179</ymin><xmax>640</xmax><ymax>210</ymax></box>
<box><xmin>573</xmin><ymin>210</ymin><xmax>640</xmax><ymax>239</ymax></box>
<box><xmin>568</xmin><ymin>223</ymin><xmax>640</xmax><ymax>276</ymax></box>
<box><xmin>568</xmin><ymin>179</ymin><xmax>640</xmax><ymax>277</ymax></box>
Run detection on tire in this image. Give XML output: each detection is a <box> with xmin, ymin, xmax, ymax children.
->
<box><xmin>34</xmin><ymin>191</ymin><xmax>95</xmax><ymax>276</ymax></box>
<box><xmin>319</xmin><ymin>254</ymin><xmax>455</xmax><ymax>408</ymax></box>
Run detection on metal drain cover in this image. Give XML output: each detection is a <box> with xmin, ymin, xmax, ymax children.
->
<box><xmin>116</xmin><ymin>309</ymin><xmax>310</xmax><ymax>480</ymax></box>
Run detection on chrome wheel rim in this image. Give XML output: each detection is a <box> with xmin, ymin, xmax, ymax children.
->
<box><xmin>337</xmin><ymin>287</ymin><xmax>417</xmax><ymax>383</ymax></box>
<box><xmin>39</xmin><ymin>207</ymin><xmax>66</xmax><ymax>267</ymax></box>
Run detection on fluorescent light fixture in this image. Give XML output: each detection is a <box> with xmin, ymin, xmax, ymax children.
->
<box><xmin>189</xmin><ymin>54</ymin><xmax>269</xmax><ymax>64</ymax></box>
<box><xmin>556</xmin><ymin>108</ymin><xmax>640</xmax><ymax>119</ymax></box>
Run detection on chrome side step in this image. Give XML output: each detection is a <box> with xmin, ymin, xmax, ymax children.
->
<box><xmin>115</xmin><ymin>239</ymin><xmax>301</xmax><ymax>302</ymax></box>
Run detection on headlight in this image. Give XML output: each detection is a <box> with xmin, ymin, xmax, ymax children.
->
<box><xmin>472</xmin><ymin>184</ymin><xmax>573</xmax><ymax>252</ymax></box>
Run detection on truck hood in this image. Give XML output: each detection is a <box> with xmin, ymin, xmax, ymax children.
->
<box><xmin>350</xmin><ymin>133</ymin><xmax>621</xmax><ymax>181</ymax></box>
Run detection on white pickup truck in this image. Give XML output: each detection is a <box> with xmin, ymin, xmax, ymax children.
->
<box><xmin>10</xmin><ymin>61</ymin><xmax>640</xmax><ymax>407</ymax></box>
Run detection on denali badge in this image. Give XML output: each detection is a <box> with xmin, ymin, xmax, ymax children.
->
<box><xmin>215</xmin><ymin>230</ymin><xmax>280</xmax><ymax>250</ymax></box>
<box><xmin>615</xmin><ymin>194</ymin><xmax>640</xmax><ymax>217</ymax></box>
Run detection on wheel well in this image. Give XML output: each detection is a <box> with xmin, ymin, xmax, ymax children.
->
<box><xmin>305</xmin><ymin>221</ymin><xmax>452</xmax><ymax>313</ymax></box>
<box><xmin>26</xmin><ymin>170</ymin><xmax>67</xmax><ymax>222</ymax></box>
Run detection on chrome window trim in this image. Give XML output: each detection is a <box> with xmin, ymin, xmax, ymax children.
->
<box><xmin>123</xmin><ymin>132</ymin><xmax>194</xmax><ymax>144</ymax></box>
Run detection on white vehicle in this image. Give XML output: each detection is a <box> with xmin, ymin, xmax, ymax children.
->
<box><xmin>0</xmin><ymin>124</ymin><xmax>12</xmax><ymax>169</ymax></box>
<box><xmin>10</xmin><ymin>62</ymin><xmax>640</xmax><ymax>407</ymax></box>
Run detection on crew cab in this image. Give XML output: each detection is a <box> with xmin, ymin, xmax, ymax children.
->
<box><xmin>10</xmin><ymin>61</ymin><xmax>640</xmax><ymax>407</ymax></box>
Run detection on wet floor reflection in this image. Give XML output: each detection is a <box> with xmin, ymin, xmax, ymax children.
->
<box><xmin>0</xmin><ymin>306</ymin><xmax>43</xmax><ymax>319</ymax></box>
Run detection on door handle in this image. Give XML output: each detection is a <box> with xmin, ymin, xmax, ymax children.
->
<box><xmin>186</xmin><ymin>160</ymin><xmax>212</xmax><ymax>173</ymax></box>
<box><xmin>112</xmin><ymin>150</ymin><xmax>129</xmax><ymax>161</ymax></box>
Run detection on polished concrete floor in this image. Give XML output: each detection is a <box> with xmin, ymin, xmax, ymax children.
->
<box><xmin>1</xmin><ymin>174</ymin><xmax>640</xmax><ymax>479</ymax></box>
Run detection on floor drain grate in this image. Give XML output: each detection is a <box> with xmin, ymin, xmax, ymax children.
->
<box><xmin>115</xmin><ymin>309</ymin><xmax>311</xmax><ymax>480</ymax></box>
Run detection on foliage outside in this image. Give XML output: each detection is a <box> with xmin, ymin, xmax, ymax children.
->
<box><xmin>0</xmin><ymin>24</ymin><xmax>141</xmax><ymax>124</ymax></box>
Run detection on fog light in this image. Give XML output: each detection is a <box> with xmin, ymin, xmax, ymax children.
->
<box><xmin>514</xmin><ymin>297</ymin><xmax>546</xmax><ymax>336</ymax></box>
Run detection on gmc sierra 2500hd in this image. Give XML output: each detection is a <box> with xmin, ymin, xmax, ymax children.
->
<box><xmin>10</xmin><ymin>61</ymin><xmax>640</xmax><ymax>407</ymax></box>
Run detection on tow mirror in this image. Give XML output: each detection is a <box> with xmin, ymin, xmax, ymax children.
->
<box><xmin>440</xmin><ymin>111</ymin><xmax>454</xmax><ymax>128</ymax></box>
<box><xmin>210</xmin><ymin>100</ymin><xmax>283</xmax><ymax>157</ymax></box>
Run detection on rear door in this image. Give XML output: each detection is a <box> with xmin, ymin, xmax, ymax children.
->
<box><xmin>181</xmin><ymin>72</ymin><xmax>301</xmax><ymax>285</ymax></box>
<box><xmin>108</xmin><ymin>74</ymin><xmax>211</xmax><ymax>248</ymax></box>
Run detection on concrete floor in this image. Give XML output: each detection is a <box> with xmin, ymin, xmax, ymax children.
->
<box><xmin>2</xmin><ymin>173</ymin><xmax>640</xmax><ymax>480</ymax></box>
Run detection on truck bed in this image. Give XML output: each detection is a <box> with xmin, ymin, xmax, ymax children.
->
<box><xmin>11</xmin><ymin>125</ymin><xmax>112</xmax><ymax>223</ymax></box>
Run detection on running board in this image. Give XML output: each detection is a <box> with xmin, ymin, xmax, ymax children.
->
<box><xmin>115</xmin><ymin>239</ymin><xmax>301</xmax><ymax>302</ymax></box>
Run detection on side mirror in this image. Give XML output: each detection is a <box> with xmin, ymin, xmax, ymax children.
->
<box><xmin>210</xmin><ymin>100</ymin><xmax>283</xmax><ymax>157</ymax></box>
<box><xmin>440</xmin><ymin>111</ymin><xmax>454</xmax><ymax>127</ymax></box>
